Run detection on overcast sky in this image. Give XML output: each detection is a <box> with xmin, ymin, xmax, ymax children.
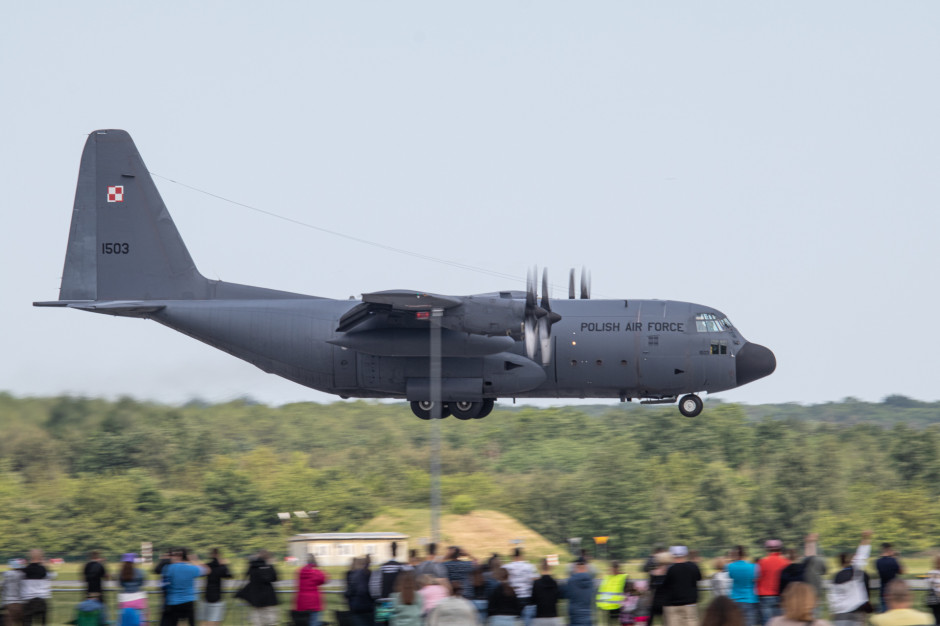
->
<box><xmin>3</xmin><ymin>2</ymin><xmax>938</xmax><ymax>408</ymax></box>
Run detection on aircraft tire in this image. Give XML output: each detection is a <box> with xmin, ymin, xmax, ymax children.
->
<box><xmin>451</xmin><ymin>401</ymin><xmax>482</xmax><ymax>420</ymax></box>
<box><xmin>678</xmin><ymin>394</ymin><xmax>703</xmax><ymax>418</ymax></box>
<box><xmin>411</xmin><ymin>400</ymin><xmax>450</xmax><ymax>420</ymax></box>
<box><xmin>475</xmin><ymin>399</ymin><xmax>495</xmax><ymax>419</ymax></box>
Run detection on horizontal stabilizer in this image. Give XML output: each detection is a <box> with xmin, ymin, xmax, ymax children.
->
<box><xmin>34</xmin><ymin>300</ymin><xmax>165</xmax><ymax>317</ymax></box>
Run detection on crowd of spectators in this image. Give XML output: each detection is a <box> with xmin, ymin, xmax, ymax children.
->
<box><xmin>0</xmin><ymin>533</ymin><xmax>936</xmax><ymax>626</ymax></box>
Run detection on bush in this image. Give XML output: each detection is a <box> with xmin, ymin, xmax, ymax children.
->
<box><xmin>449</xmin><ymin>494</ymin><xmax>476</xmax><ymax>515</ymax></box>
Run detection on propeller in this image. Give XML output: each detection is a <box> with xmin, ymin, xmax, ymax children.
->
<box><xmin>537</xmin><ymin>269</ymin><xmax>562</xmax><ymax>366</ymax></box>
<box><xmin>568</xmin><ymin>268</ymin><xmax>576</xmax><ymax>299</ymax></box>
<box><xmin>522</xmin><ymin>267</ymin><xmax>563</xmax><ymax>366</ymax></box>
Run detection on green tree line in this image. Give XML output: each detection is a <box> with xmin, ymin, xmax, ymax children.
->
<box><xmin>2</xmin><ymin>392</ymin><xmax>940</xmax><ymax>559</ymax></box>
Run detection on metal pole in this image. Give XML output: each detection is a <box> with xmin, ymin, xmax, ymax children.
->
<box><xmin>430</xmin><ymin>308</ymin><xmax>443</xmax><ymax>544</ymax></box>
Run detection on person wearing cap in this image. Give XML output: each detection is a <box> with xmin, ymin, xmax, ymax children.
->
<box><xmin>661</xmin><ymin>546</ymin><xmax>702</xmax><ymax>626</ymax></box>
<box><xmin>2</xmin><ymin>559</ymin><xmax>25</xmax><ymax>626</ymax></box>
<box><xmin>562</xmin><ymin>558</ymin><xmax>595</xmax><ymax>626</ymax></box>
<box><xmin>756</xmin><ymin>541</ymin><xmax>791</xmax><ymax>626</ymax></box>
<box><xmin>117</xmin><ymin>553</ymin><xmax>147</xmax><ymax>625</ymax></box>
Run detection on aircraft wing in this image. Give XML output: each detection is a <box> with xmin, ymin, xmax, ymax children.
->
<box><xmin>336</xmin><ymin>290</ymin><xmax>463</xmax><ymax>333</ymax></box>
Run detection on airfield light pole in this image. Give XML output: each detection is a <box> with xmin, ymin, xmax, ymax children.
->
<box><xmin>430</xmin><ymin>308</ymin><xmax>443</xmax><ymax>545</ymax></box>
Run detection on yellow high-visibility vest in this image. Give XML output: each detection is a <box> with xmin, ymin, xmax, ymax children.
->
<box><xmin>596</xmin><ymin>573</ymin><xmax>628</xmax><ymax>610</ymax></box>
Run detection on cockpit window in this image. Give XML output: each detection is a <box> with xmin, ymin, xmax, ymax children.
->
<box><xmin>696</xmin><ymin>313</ymin><xmax>733</xmax><ymax>333</ymax></box>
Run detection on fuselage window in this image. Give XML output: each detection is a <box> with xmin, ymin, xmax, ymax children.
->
<box><xmin>696</xmin><ymin>313</ymin><xmax>731</xmax><ymax>333</ymax></box>
<box><xmin>710</xmin><ymin>340</ymin><xmax>728</xmax><ymax>355</ymax></box>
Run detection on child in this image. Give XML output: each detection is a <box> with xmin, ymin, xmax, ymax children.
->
<box><xmin>621</xmin><ymin>580</ymin><xmax>650</xmax><ymax>626</ymax></box>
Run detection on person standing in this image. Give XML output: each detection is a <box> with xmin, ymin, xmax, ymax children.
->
<box><xmin>388</xmin><ymin>570</ymin><xmax>422</xmax><ymax>626</ymax></box>
<box><xmin>20</xmin><ymin>550</ymin><xmax>56</xmax><ymax>626</ymax></box>
<box><xmin>426</xmin><ymin>582</ymin><xmax>478</xmax><ymax>626</ymax></box>
<box><xmin>869</xmin><ymin>581</ymin><xmax>934</xmax><ymax>626</ymax></box>
<box><xmin>648</xmin><ymin>550</ymin><xmax>672</xmax><ymax>626</ymax></box>
<box><xmin>160</xmin><ymin>549</ymin><xmax>207</xmax><ymax>626</ymax></box>
<box><xmin>83</xmin><ymin>552</ymin><xmax>110</xmax><ymax>606</ymax></box>
<box><xmin>504</xmin><ymin>548</ymin><xmax>537</xmax><ymax>626</ymax></box>
<box><xmin>756</xmin><ymin>541</ymin><xmax>790</xmax><ymax>625</ymax></box>
<box><xmin>201</xmin><ymin>549</ymin><xmax>231</xmax><ymax>626</ymax></box>
<box><xmin>444</xmin><ymin>547</ymin><xmax>478</xmax><ymax>602</ymax></box>
<box><xmin>295</xmin><ymin>555</ymin><xmax>328</xmax><ymax>626</ymax></box>
<box><xmin>926</xmin><ymin>556</ymin><xmax>940</xmax><ymax>626</ymax></box>
<box><xmin>117</xmin><ymin>553</ymin><xmax>147</xmax><ymax>625</ymax></box>
<box><xmin>346</xmin><ymin>558</ymin><xmax>375</xmax><ymax>626</ymax></box>
<box><xmin>530</xmin><ymin>559</ymin><xmax>562</xmax><ymax>626</ymax></box>
<box><xmin>727</xmin><ymin>547</ymin><xmax>759</xmax><ymax>626</ymax></box>
<box><xmin>596</xmin><ymin>562</ymin><xmax>627</xmax><ymax>625</ymax></box>
<box><xmin>766</xmin><ymin>583</ymin><xmax>830</xmax><ymax>626</ymax></box>
<box><xmin>2</xmin><ymin>559</ymin><xmax>25</xmax><ymax>626</ymax></box>
<box><xmin>415</xmin><ymin>544</ymin><xmax>447</xmax><ymax>582</ymax></box>
<box><xmin>563</xmin><ymin>558</ymin><xmax>595</xmax><ymax>626</ymax></box>
<box><xmin>487</xmin><ymin>568</ymin><xmax>521</xmax><ymax>626</ymax></box>
<box><xmin>370</xmin><ymin>542</ymin><xmax>408</xmax><ymax>624</ymax></box>
<box><xmin>241</xmin><ymin>551</ymin><xmax>279</xmax><ymax>626</ymax></box>
<box><xmin>829</xmin><ymin>534</ymin><xmax>872</xmax><ymax>626</ymax></box>
<box><xmin>801</xmin><ymin>535</ymin><xmax>827</xmax><ymax>617</ymax></box>
<box><xmin>875</xmin><ymin>543</ymin><xmax>904</xmax><ymax>614</ymax></box>
<box><xmin>661</xmin><ymin>546</ymin><xmax>702</xmax><ymax>626</ymax></box>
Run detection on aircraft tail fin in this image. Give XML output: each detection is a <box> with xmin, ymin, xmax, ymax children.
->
<box><xmin>57</xmin><ymin>130</ymin><xmax>208</xmax><ymax>302</ymax></box>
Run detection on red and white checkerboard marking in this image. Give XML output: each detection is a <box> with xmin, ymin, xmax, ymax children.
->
<box><xmin>107</xmin><ymin>185</ymin><xmax>124</xmax><ymax>202</ymax></box>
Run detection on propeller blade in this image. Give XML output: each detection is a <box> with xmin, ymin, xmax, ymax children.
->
<box><xmin>580</xmin><ymin>266</ymin><xmax>591</xmax><ymax>299</ymax></box>
<box><xmin>541</xmin><ymin>268</ymin><xmax>551</xmax><ymax>312</ymax></box>
<box><xmin>524</xmin><ymin>316</ymin><xmax>538</xmax><ymax>361</ymax></box>
<box><xmin>568</xmin><ymin>268</ymin><xmax>576</xmax><ymax>299</ymax></box>
<box><xmin>526</xmin><ymin>266</ymin><xmax>537</xmax><ymax>309</ymax></box>
<box><xmin>538</xmin><ymin>316</ymin><xmax>552</xmax><ymax>366</ymax></box>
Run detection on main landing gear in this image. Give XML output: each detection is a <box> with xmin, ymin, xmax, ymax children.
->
<box><xmin>678</xmin><ymin>394</ymin><xmax>704</xmax><ymax>418</ymax></box>
<box><xmin>410</xmin><ymin>399</ymin><xmax>494</xmax><ymax>420</ymax></box>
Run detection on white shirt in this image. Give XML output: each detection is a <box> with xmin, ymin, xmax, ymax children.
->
<box><xmin>504</xmin><ymin>560</ymin><xmax>537</xmax><ymax>599</ymax></box>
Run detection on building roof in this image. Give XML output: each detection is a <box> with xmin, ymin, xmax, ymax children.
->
<box><xmin>288</xmin><ymin>532</ymin><xmax>409</xmax><ymax>542</ymax></box>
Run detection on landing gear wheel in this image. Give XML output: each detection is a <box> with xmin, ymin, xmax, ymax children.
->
<box><xmin>678</xmin><ymin>394</ymin><xmax>703</xmax><ymax>418</ymax></box>
<box><xmin>451</xmin><ymin>401</ymin><xmax>482</xmax><ymax>420</ymax></box>
<box><xmin>411</xmin><ymin>401</ymin><xmax>450</xmax><ymax>420</ymax></box>
<box><xmin>475</xmin><ymin>399</ymin><xmax>495</xmax><ymax>419</ymax></box>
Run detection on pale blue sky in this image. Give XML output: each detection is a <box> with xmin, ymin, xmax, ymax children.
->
<box><xmin>3</xmin><ymin>2</ymin><xmax>938</xmax><ymax>406</ymax></box>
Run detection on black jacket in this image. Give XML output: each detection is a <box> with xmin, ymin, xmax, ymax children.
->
<box><xmin>531</xmin><ymin>575</ymin><xmax>560</xmax><ymax>618</ymax></box>
<box><xmin>242</xmin><ymin>559</ymin><xmax>278</xmax><ymax>608</ymax></box>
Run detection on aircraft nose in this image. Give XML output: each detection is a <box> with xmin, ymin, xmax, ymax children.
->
<box><xmin>735</xmin><ymin>342</ymin><xmax>776</xmax><ymax>386</ymax></box>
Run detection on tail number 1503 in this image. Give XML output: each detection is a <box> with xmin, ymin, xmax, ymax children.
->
<box><xmin>102</xmin><ymin>243</ymin><xmax>130</xmax><ymax>254</ymax></box>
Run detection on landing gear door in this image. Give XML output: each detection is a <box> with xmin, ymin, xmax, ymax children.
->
<box><xmin>333</xmin><ymin>346</ymin><xmax>358</xmax><ymax>389</ymax></box>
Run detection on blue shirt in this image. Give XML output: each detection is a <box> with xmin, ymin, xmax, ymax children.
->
<box><xmin>164</xmin><ymin>563</ymin><xmax>204</xmax><ymax>606</ymax></box>
<box><xmin>726</xmin><ymin>560</ymin><xmax>759</xmax><ymax>604</ymax></box>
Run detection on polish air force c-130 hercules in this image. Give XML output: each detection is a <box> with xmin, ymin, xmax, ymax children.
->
<box><xmin>35</xmin><ymin>130</ymin><xmax>776</xmax><ymax>420</ymax></box>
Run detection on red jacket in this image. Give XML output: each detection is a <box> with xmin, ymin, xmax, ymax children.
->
<box><xmin>756</xmin><ymin>553</ymin><xmax>790</xmax><ymax>597</ymax></box>
<box><xmin>295</xmin><ymin>566</ymin><xmax>329</xmax><ymax>611</ymax></box>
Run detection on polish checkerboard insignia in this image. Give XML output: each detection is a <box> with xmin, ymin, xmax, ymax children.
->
<box><xmin>107</xmin><ymin>185</ymin><xmax>124</xmax><ymax>202</ymax></box>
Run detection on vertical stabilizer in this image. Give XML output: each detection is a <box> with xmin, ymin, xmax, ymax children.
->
<box><xmin>58</xmin><ymin>130</ymin><xmax>207</xmax><ymax>301</ymax></box>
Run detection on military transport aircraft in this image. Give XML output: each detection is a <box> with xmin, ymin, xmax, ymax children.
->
<box><xmin>35</xmin><ymin>130</ymin><xmax>776</xmax><ymax>419</ymax></box>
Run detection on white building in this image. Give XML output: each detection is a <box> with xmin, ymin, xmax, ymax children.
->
<box><xmin>287</xmin><ymin>532</ymin><xmax>409</xmax><ymax>567</ymax></box>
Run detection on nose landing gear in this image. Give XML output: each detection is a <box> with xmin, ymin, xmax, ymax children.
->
<box><xmin>678</xmin><ymin>394</ymin><xmax>703</xmax><ymax>417</ymax></box>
